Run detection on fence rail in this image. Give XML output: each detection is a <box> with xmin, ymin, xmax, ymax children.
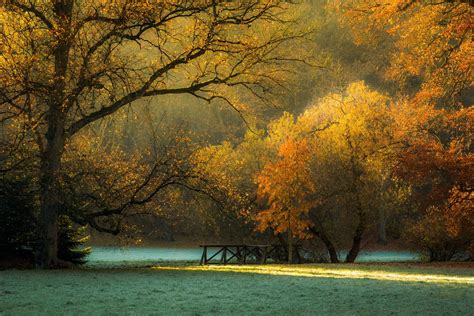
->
<box><xmin>199</xmin><ymin>244</ymin><xmax>301</xmax><ymax>265</ymax></box>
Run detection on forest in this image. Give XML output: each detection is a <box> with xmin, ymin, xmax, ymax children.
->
<box><xmin>1</xmin><ymin>1</ymin><xmax>473</xmax><ymax>315</ymax></box>
<box><xmin>0</xmin><ymin>0</ymin><xmax>472</xmax><ymax>270</ymax></box>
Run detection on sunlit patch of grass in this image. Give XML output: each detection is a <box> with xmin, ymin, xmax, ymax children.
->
<box><xmin>153</xmin><ymin>264</ymin><xmax>474</xmax><ymax>285</ymax></box>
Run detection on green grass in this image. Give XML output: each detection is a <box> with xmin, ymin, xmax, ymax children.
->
<box><xmin>1</xmin><ymin>264</ymin><xmax>473</xmax><ymax>315</ymax></box>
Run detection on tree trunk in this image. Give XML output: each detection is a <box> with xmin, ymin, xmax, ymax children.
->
<box><xmin>377</xmin><ymin>206</ymin><xmax>387</xmax><ymax>245</ymax></box>
<box><xmin>320</xmin><ymin>231</ymin><xmax>339</xmax><ymax>263</ymax></box>
<box><xmin>345</xmin><ymin>133</ymin><xmax>366</xmax><ymax>264</ymax></box>
<box><xmin>345</xmin><ymin>209</ymin><xmax>365</xmax><ymax>263</ymax></box>
<box><xmin>378</xmin><ymin>178</ymin><xmax>391</xmax><ymax>245</ymax></box>
<box><xmin>37</xmin><ymin>0</ymin><xmax>74</xmax><ymax>269</ymax></box>
<box><xmin>288</xmin><ymin>226</ymin><xmax>293</xmax><ymax>264</ymax></box>
<box><xmin>309</xmin><ymin>227</ymin><xmax>339</xmax><ymax>263</ymax></box>
<box><xmin>38</xmin><ymin>138</ymin><xmax>64</xmax><ymax>268</ymax></box>
<box><xmin>38</xmin><ymin>104</ymin><xmax>67</xmax><ymax>268</ymax></box>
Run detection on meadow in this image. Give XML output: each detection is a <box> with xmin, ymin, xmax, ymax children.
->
<box><xmin>1</xmin><ymin>263</ymin><xmax>473</xmax><ymax>315</ymax></box>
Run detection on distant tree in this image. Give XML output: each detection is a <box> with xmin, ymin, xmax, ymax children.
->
<box><xmin>332</xmin><ymin>0</ymin><xmax>473</xmax><ymax>106</ymax></box>
<box><xmin>0</xmin><ymin>0</ymin><xmax>312</xmax><ymax>268</ymax></box>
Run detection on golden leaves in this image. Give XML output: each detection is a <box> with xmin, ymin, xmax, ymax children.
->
<box><xmin>334</xmin><ymin>0</ymin><xmax>473</xmax><ymax>106</ymax></box>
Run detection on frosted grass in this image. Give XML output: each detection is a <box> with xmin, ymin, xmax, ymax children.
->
<box><xmin>1</xmin><ymin>264</ymin><xmax>472</xmax><ymax>315</ymax></box>
<box><xmin>85</xmin><ymin>247</ymin><xmax>421</xmax><ymax>268</ymax></box>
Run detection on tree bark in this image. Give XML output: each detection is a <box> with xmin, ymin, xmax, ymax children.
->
<box><xmin>309</xmin><ymin>227</ymin><xmax>339</xmax><ymax>263</ymax></box>
<box><xmin>345</xmin><ymin>208</ymin><xmax>365</xmax><ymax>263</ymax></box>
<box><xmin>288</xmin><ymin>210</ymin><xmax>293</xmax><ymax>263</ymax></box>
<box><xmin>320</xmin><ymin>230</ymin><xmax>339</xmax><ymax>263</ymax></box>
<box><xmin>37</xmin><ymin>0</ymin><xmax>74</xmax><ymax>269</ymax></box>
<box><xmin>38</xmin><ymin>132</ymin><xmax>65</xmax><ymax>268</ymax></box>
<box><xmin>345</xmin><ymin>131</ymin><xmax>366</xmax><ymax>263</ymax></box>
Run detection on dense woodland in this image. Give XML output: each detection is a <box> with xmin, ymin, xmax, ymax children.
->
<box><xmin>0</xmin><ymin>0</ymin><xmax>472</xmax><ymax>268</ymax></box>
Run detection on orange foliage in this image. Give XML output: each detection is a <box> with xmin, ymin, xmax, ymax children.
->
<box><xmin>332</xmin><ymin>0</ymin><xmax>473</xmax><ymax>106</ymax></box>
<box><xmin>395</xmin><ymin>107</ymin><xmax>473</xmax><ymax>257</ymax></box>
<box><xmin>396</xmin><ymin>107</ymin><xmax>473</xmax><ymax>201</ymax></box>
<box><xmin>256</xmin><ymin>138</ymin><xmax>318</xmax><ymax>239</ymax></box>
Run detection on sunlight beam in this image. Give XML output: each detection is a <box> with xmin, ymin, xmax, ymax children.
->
<box><xmin>153</xmin><ymin>265</ymin><xmax>474</xmax><ymax>285</ymax></box>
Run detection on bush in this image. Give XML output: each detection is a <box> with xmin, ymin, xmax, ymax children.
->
<box><xmin>0</xmin><ymin>177</ymin><xmax>91</xmax><ymax>267</ymax></box>
<box><xmin>0</xmin><ymin>178</ymin><xmax>37</xmax><ymax>254</ymax></box>
<box><xmin>405</xmin><ymin>206</ymin><xmax>472</xmax><ymax>262</ymax></box>
<box><xmin>58</xmin><ymin>216</ymin><xmax>91</xmax><ymax>265</ymax></box>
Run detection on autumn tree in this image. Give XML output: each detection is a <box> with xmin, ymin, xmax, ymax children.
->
<box><xmin>193</xmin><ymin>112</ymin><xmax>322</xmax><ymax>245</ymax></box>
<box><xmin>207</xmin><ymin>82</ymin><xmax>404</xmax><ymax>263</ymax></box>
<box><xmin>394</xmin><ymin>107</ymin><xmax>473</xmax><ymax>260</ymax></box>
<box><xmin>0</xmin><ymin>0</ymin><xmax>312</xmax><ymax>268</ymax></box>
<box><xmin>297</xmin><ymin>82</ymin><xmax>404</xmax><ymax>262</ymax></box>
<box><xmin>332</xmin><ymin>0</ymin><xmax>473</xmax><ymax>106</ymax></box>
<box><xmin>331</xmin><ymin>0</ymin><xmax>473</xmax><ymax>260</ymax></box>
<box><xmin>257</xmin><ymin>138</ymin><xmax>317</xmax><ymax>262</ymax></box>
<box><xmin>192</xmin><ymin>129</ymin><xmax>273</xmax><ymax>241</ymax></box>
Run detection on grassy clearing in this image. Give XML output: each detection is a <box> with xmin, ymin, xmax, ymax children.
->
<box><xmin>1</xmin><ymin>264</ymin><xmax>473</xmax><ymax>315</ymax></box>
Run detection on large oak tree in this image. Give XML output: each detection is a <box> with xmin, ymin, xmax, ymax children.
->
<box><xmin>0</xmin><ymin>0</ymin><xmax>310</xmax><ymax>268</ymax></box>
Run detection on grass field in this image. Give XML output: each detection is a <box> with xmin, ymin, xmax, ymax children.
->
<box><xmin>1</xmin><ymin>264</ymin><xmax>473</xmax><ymax>315</ymax></box>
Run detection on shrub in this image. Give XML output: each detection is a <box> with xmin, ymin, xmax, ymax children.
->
<box><xmin>0</xmin><ymin>177</ymin><xmax>91</xmax><ymax>267</ymax></box>
<box><xmin>405</xmin><ymin>206</ymin><xmax>472</xmax><ymax>261</ymax></box>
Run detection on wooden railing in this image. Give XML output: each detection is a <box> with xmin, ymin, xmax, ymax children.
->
<box><xmin>199</xmin><ymin>244</ymin><xmax>301</xmax><ymax>265</ymax></box>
